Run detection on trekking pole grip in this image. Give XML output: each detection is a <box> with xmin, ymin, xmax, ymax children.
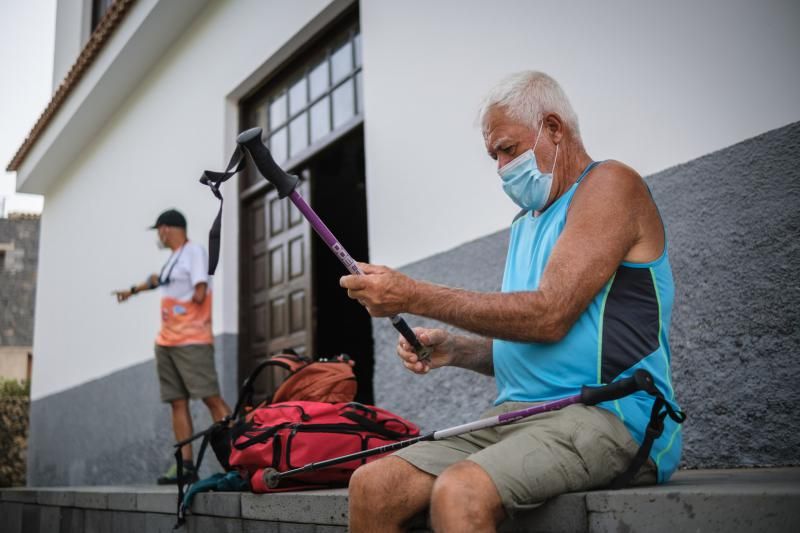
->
<box><xmin>580</xmin><ymin>370</ymin><xmax>657</xmax><ymax>406</ymax></box>
<box><xmin>237</xmin><ymin>127</ymin><xmax>299</xmax><ymax>198</ymax></box>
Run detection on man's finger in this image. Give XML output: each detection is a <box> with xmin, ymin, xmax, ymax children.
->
<box><xmin>340</xmin><ymin>275</ymin><xmax>368</xmax><ymax>290</ymax></box>
<box><xmin>347</xmin><ymin>287</ymin><xmax>366</xmax><ymax>299</ymax></box>
<box><xmin>403</xmin><ymin>360</ymin><xmax>427</xmax><ymax>374</ymax></box>
<box><xmin>358</xmin><ymin>262</ymin><xmax>380</xmax><ymax>274</ymax></box>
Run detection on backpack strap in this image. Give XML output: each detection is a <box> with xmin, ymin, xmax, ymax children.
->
<box><xmin>173</xmin><ymin>419</ymin><xmax>229</xmax><ymax>527</ymax></box>
<box><xmin>340</xmin><ymin>412</ymin><xmax>414</xmax><ymax>440</ymax></box>
<box><xmin>232</xmin><ymin>354</ymin><xmax>312</xmax><ymax>418</ymax></box>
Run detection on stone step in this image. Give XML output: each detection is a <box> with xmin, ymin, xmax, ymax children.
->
<box><xmin>1</xmin><ymin>468</ymin><xmax>798</xmax><ymax>533</ymax></box>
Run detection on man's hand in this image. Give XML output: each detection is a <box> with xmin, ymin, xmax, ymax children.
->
<box><xmin>339</xmin><ymin>263</ymin><xmax>418</xmax><ymax>317</ymax></box>
<box><xmin>113</xmin><ymin>289</ymin><xmax>133</xmax><ymax>303</ymax></box>
<box><xmin>397</xmin><ymin>327</ymin><xmax>453</xmax><ymax>374</ymax></box>
<box><xmin>192</xmin><ymin>282</ymin><xmax>208</xmax><ymax>305</ymax></box>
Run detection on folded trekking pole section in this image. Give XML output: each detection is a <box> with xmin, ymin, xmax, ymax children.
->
<box><xmin>200</xmin><ymin>127</ymin><xmax>432</xmax><ymax>362</ymax></box>
<box><xmin>260</xmin><ymin>369</ymin><xmax>685</xmax><ymax>489</ymax></box>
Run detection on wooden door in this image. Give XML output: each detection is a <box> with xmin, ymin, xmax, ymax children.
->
<box><xmin>241</xmin><ymin>180</ymin><xmax>313</xmax><ymax>393</ymax></box>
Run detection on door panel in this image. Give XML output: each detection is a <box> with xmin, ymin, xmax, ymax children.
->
<box><xmin>241</xmin><ymin>180</ymin><xmax>312</xmax><ymax>398</ymax></box>
<box><xmin>263</xmin><ymin>180</ymin><xmax>312</xmax><ymax>357</ymax></box>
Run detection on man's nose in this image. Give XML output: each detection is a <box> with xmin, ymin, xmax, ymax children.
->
<box><xmin>497</xmin><ymin>155</ymin><xmax>513</xmax><ymax>171</ymax></box>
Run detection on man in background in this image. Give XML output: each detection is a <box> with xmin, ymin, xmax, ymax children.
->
<box><xmin>115</xmin><ymin>208</ymin><xmax>230</xmax><ymax>484</ymax></box>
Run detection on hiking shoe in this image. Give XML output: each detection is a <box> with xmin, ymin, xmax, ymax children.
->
<box><xmin>157</xmin><ymin>463</ymin><xmax>198</xmax><ymax>485</ymax></box>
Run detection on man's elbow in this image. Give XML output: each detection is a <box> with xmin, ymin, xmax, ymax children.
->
<box><xmin>535</xmin><ymin>314</ymin><xmax>572</xmax><ymax>343</ymax></box>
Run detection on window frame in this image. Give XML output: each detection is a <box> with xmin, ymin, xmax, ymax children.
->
<box><xmin>240</xmin><ymin>22</ymin><xmax>363</xmax><ymax>200</ymax></box>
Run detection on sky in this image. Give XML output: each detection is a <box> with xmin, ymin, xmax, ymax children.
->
<box><xmin>0</xmin><ymin>0</ymin><xmax>55</xmax><ymax>216</ymax></box>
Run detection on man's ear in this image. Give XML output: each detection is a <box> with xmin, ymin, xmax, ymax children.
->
<box><xmin>544</xmin><ymin>113</ymin><xmax>564</xmax><ymax>144</ymax></box>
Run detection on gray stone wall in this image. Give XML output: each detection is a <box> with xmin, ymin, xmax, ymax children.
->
<box><xmin>374</xmin><ymin>121</ymin><xmax>800</xmax><ymax>469</ymax></box>
<box><xmin>0</xmin><ymin>216</ymin><xmax>40</xmax><ymax>347</ymax></box>
<box><xmin>26</xmin><ymin>333</ymin><xmax>238</xmax><ymax>486</ymax></box>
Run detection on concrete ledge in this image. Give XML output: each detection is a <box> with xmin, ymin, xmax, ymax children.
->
<box><xmin>241</xmin><ymin>488</ymin><xmax>348</xmax><ymax>524</ymax></box>
<box><xmin>1</xmin><ymin>468</ymin><xmax>798</xmax><ymax>533</ymax></box>
<box><xmin>586</xmin><ymin>469</ymin><xmax>800</xmax><ymax>533</ymax></box>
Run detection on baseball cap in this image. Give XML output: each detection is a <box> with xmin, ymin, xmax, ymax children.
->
<box><xmin>150</xmin><ymin>209</ymin><xmax>187</xmax><ymax>229</ymax></box>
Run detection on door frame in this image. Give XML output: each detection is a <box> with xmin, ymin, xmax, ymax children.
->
<box><xmin>235</xmin><ymin>5</ymin><xmax>363</xmax><ymax>386</ymax></box>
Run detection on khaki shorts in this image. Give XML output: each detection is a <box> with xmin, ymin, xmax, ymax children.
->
<box><xmin>155</xmin><ymin>344</ymin><xmax>221</xmax><ymax>402</ymax></box>
<box><xmin>394</xmin><ymin>402</ymin><xmax>656</xmax><ymax>516</ymax></box>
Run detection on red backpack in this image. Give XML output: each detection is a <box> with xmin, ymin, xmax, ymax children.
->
<box><xmin>229</xmin><ymin>401</ymin><xmax>419</xmax><ymax>492</ymax></box>
<box><xmin>176</xmin><ymin>352</ymin><xmax>419</xmax><ymax>527</ymax></box>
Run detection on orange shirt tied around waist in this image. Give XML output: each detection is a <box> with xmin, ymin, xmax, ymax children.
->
<box><xmin>155</xmin><ymin>241</ymin><xmax>214</xmax><ymax>346</ymax></box>
<box><xmin>156</xmin><ymin>294</ymin><xmax>213</xmax><ymax>346</ymax></box>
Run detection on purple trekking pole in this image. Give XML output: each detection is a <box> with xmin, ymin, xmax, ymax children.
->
<box><xmin>260</xmin><ymin>369</ymin><xmax>663</xmax><ymax>488</ymax></box>
<box><xmin>235</xmin><ymin>127</ymin><xmax>433</xmax><ymax>362</ymax></box>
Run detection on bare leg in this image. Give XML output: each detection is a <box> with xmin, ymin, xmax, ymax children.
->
<box><xmin>430</xmin><ymin>461</ymin><xmax>505</xmax><ymax>533</ymax></box>
<box><xmin>171</xmin><ymin>398</ymin><xmax>193</xmax><ymax>461</ymax></box>
<box><xmin>202</xmin><ymin>395</ymin><xmax>231</xmax><ymax>422</ymax></box>
<box><xmin>349</xmin><ymin>456</ymin><xmax>435</xmax><ymax>533</ymax></box>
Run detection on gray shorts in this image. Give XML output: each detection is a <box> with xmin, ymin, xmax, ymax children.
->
<box><xmin>394</xmin><ymin>402</ymin><xmax>656</xmax><ymax>517</ymax></box>
<box><xmin>154</xmin><ymin>343</ymin><xmax>221</xmax><ymax>402</ymax></box>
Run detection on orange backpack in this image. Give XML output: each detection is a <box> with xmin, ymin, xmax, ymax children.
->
<box><xmin>233</xmin><ymin>352</ymin><xmax>357</xmax><ymax>416</ymax></box>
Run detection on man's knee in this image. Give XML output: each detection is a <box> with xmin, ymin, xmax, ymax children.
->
<box><xmin>202</xmin><ymin>395</ymin><xmax>222</xmax><ymax>407</ymax></box>
<box><xmin>350</xmin><ymin>457</ymin><xmax>403</xmax><ymax>504</ymax></box>
<box><xmin>170</xmin><ymin>398</ymin><xmax>189</xmax><ymax>411</ymax></box>
<box><xmin>431</xmin><ymin>461</ymin><xmax>505</xmax><ymax>525</ymax></box>
<box><xmin>349</xmin><ymin>456</ymin><xmax>433</xmax><ymax>516</ymax></box>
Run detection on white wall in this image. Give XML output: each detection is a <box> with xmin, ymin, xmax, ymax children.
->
<box><xmin>30</xmin><ymin>0</ymin><xmax>334</xmax><ymax>400</ymax></box>
<box><xmin>360</xmin><ymin>0</ymin><xmax>800</xmax><ymax>267</ymax></box>
<box><xmin>52</xmin><ymin>0</ymin><xmax>90</xmax><ymax>90</ymax></box>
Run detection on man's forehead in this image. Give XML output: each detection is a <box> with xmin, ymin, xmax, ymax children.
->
<box><xmin>484</xmin><ymin>107</ymin><xmax>530</xmax><ymax>138</ymax></box>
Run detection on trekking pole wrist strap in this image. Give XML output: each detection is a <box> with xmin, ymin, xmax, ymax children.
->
<box><xmin>580</xmin><ymin>370</ymin><xmax>686</xmax><ymax>489</ymax></box>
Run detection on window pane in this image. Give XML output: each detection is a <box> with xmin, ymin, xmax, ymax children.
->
<box><xmin>355</xmin><ymin>71</ymin><xmax>363</xmax><ymax>114</ymax></box>
<box><xmin>354</xmin><ymin>32</ymin><xmax>362</xmax><ymax>67</ymax></box>
<box><xmin>309</xmin><ymin>60</ymin><xmax>328</xmax><ymax>100</ymax></box>
<box><xmin>269</xmin><ymin>93</ymin><xmax>287</xmax><ymax>130</ymax></box>
<box><xmin>331</xmin><ymin>41</ymin><xmax>353</xmax><ymax>83</ymax></box>
<box><xmin>269</xmin><ymin>127</ymin><xmax>287</xmax><ymax>163</ymax></box>
<box><xmin>289</xmin><ymin>77</ymin><xmax>307</xmax><ymax>116</ymax></box>
<box><xmin>310</xmin><ymin>97</ymin><xmax>330</xmax><ymax>142</ymax></box>
<box><xmin>332</xmin><ymin>79</ymin><xmax>354</xmax><ymax>129</ymax></box>
<box><xmin>289</xmin><ymin>113</ymin><xmax>308</xmax><ymax>157</ymax></box>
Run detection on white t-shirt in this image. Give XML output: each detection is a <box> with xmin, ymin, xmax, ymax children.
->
<box><xmin>158</xmin><ymin>241</ymin><xmax>211</xmax><ymax>300</ymax></box>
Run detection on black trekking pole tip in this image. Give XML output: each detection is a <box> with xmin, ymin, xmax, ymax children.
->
<box><xmin>237</xmin><ymin>127</ymin><xmax>263</xmax><ymax>145</ymax></box>
<box><xmin>263</xmin><ymin>467</ymin><xmax>281</xmax><ymax>489</ymax></box>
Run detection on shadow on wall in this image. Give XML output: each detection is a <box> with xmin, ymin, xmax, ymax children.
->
<box><xmin>373</xmin><ymin>121</ymin><xmax>800</xmax><ymax>470</ymax></box>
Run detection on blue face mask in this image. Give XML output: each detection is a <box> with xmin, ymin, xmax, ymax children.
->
<box><xmin>497</xmin><ymin>121</ymin><xmax>558</xmax><ymax>212</ymax></box>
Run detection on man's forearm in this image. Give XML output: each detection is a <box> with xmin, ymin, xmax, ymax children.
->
<box><xmin>131</xmin><ymin>275</ymin><xmax>159</xmax><ymax>294</ymax></box>
<box><xmin>447</xmin><ymin>334</ymin><xmax>494</xmax><ymax>376</ymax></box>
<box><xmin>409</xmin><ymin>282</ymin><xmax>561</xmax><ymax>343</ymax></box>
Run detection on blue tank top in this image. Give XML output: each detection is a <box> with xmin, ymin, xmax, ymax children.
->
<box><xmin>493</xmin><ymin>161</ymin><xmax>682</xmax><ymax>483</ymax></box>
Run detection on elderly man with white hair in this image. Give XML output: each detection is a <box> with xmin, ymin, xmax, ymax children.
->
<box><xmin>340</xmin><ymin>71</ymin><xmax>682</xmax><ymax>532</ymax></box>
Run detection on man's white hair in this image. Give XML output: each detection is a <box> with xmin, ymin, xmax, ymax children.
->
<box><xmin>479</xmin><ymin>71</ymin><xmax>580</xmax><ymax>136</ymax></box>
